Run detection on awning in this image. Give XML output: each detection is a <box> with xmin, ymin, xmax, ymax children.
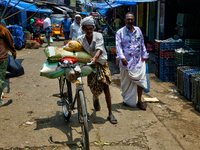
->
<box><xmin>80</xmin><ymin>11</ymin><xmax>90</xmax><ymax>15</ymax></box>
<box><xmin>53</xmin><ymin>6</ymin><xmax>66</xmax><ymax>13</ymax></box>
<box><xmin>113</xmin><ymin>0</ymin><xmax>157</xmax><ymax>3</ymax></box>
<box><xmin>3</xmin><ymin>0</ymin><xmax>52</xmax><ymax>13</ymax></box>
<box><xmin>59</xmin><ymin>6</ymin><xmax>73</xmax><ymax>13</ymax></box>
<box><xmin>98</xmin><ymin>9</ymin><xmax>108</xmax><ymax>17</ymax></box>
<box><xmin>113</xmin><ymin>1</ymin><xmax>137</xmax><ymax>5</ymax></box>
<box><xmin>87</xmin><ymin>2</ymin><xmax>123</xmax><ymax>9</ymax></box>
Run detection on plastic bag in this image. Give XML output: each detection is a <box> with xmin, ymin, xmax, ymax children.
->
<box><xmin>63</xmin><ymin>40</ymin><xmax>84</xmax><ymax>51</ymax></box>
<box><xmin>7</xmin><ymin>54</ymin><xmax>24</xmax><ymax>76</ymax></box>
<box><xmin>40</xmin><ymin>61</ymin><xmax>94</xmax><ymax>79</ymax></box>
<box><xmin>65</xmin><ymin>68</ymin><xmax>76</xmax><ymax>83</ymax></box>
<box><xmin>34</xmin><ymin>19</ymin><xmax>43</xmax><ymax>27</ymax></box>
<box><xmin>44</xmin><ymin>36</ymin><xmax>53</xmax><ymax>43</ymax></box>
<box><xmin>143</xmin><ymin>63</ymin><xmax>150</xmax><ymax>93</ymax></box>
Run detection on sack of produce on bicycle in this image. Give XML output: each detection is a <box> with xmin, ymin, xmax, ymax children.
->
<box><xmin>40</xmin><ymin>61</ymin><xmax>94</xmax><ymax>79</ymax></box>
<box><xmin>63</xmin><ymin>41</ymin><xmax>84</xmax><ymax>51</ymax></box>
<box><xmin>40</xmin><ymin>61</ymin><xmax>65</xmax><ymax>79</ymax></box>
<box><xmin>44</xmin><ymin>47</ymin><xmax>92</xmax><ymax>63</ymax></box>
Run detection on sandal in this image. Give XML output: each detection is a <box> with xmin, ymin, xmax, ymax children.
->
<box><xmin>137</xmin><ymin>102</ymin><xmax>147</xmax><ymax>110</ymax></box>
<box><xmin>93</xmin><ymin>96</ymin><xmax>100</xmax><ymax>111</ymax></box>
<box><xmin>107</xmin><ymin>115</ymin><xmax>118</xmax><ymax>124</ymax></box>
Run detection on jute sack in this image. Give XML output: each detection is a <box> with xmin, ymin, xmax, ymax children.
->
<box><xmin>25</xmin><ymin>40</ymin><xmax>40</xmax><ymax>49</ymax></box>
<box><xmin>44</xmin><ymin>46</ymin><xmax>92</xmax><ymax>63</ymax></box>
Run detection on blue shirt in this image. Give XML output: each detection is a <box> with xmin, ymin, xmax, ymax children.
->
<box><xmin>61</xmin><ymin>18</ymin><xmax>72</xmax><ymax>32</ymax></box>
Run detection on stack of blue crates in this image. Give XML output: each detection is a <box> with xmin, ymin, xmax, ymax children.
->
<box><xmin>183</xmin><ymin>69</ymin><xmax>200</xmax><ymax>101</ymax></box>
<box><xmin>158</xmin><ymin>41</ymin><xmax>184</xmax><ymax>82</ymax></box>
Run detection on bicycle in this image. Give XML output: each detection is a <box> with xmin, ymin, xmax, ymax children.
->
<box><xmin>58</xmin><ymin>57</ymin><xmax>93</xmax><ymax>150</ymax></box>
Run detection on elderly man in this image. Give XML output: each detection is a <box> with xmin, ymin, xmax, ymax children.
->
<box><xmin>0</xmin><ymin>22</ymin><xmax>16</xmax><ymax>106</ymax></box>
<box><xmin>77</xmin><ymin>16</ymin><xmax>117</xmax><ymax>124</ymax></box>
<box><xmin>69</xmin><ymin>14</ymin><xmax>84</xmax><ymax>41</ymax></box>
<box><xmin>61</xmin><ymin>14</ymin><xmax>72</xmax><ymax>41</ymax></box>
<box><xmin>116</xmin><ymin>12</ymin><xmax>148</xmax><ymax>110</ymax></box>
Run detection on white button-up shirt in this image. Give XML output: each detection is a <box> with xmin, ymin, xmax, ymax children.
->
<box><xmin>69</xmin><ymin>22</ymin><xmax>84</xmax><ymax>41</ymax></box>
<box><xmin>77</xmin><ymin>32</ymin><xmax>107</xmax><ymax>65</ymax></box>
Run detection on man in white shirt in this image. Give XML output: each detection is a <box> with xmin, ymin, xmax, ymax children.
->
<box><xmin>77</xmin><ymin>16</ymin><xmax>117</xmax><ymax>124</ymax></box>
<box><xmin>43</xmin><ymin>14</ymin><xmax>52</xmax><ymax>46</ymax></box>
<box><xmin>69</xmin><ymin>14</ymin><xmax>84</xmax><ymax>41</ymax></box>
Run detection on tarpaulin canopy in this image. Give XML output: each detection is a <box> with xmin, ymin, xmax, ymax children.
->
<box><xmin>87</xmin><ymin>2</ymin><xmax>123</xmax><ymax>9</ymax></box>
<box><xmin>113</xmin><ymin>1</ymin><xmax>137</xmax><ymax>5</ymax></box>
<box><xmin>80</xmin><ymin>11</ymin><xmax>90</xmax><ymax>15</ymax></box>
<box><xmin>59</xmin><ymin>6</ymin><xmax>73</xmax><ymax>13</ymax></box>
<box><xmin>98</xmin><ymin>9</ymin><xmax>108</xmax><ymax>17</ymax></box>
<box><xmin>3</xmin><ymin>0</ymin><xmax>52</xmax><ymax>13</ymax></box>
<box><xmin>113</xmin><ymin>0</ymin><xmax>157</xmax><ymax>3</ymax></box>
<box><xmin>53</xmin><ymin>6</ymin><xmax>65</xmax><ymax>13</ymax></box>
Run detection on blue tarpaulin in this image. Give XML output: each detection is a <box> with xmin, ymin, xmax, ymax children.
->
<box><xmin>87</xmin><ymin>2</ymin><xmax>123</xmax><ymax>9</ymax></box>
<box><xmin>80</xmin><ymin>11</ymin><xmax>90</xmax><ymax>15</ymax></box>
<box><xmin>113</xmin><ymin>0</ymin><xmax>157</xmax><ymax>3</ymax></box>
<box><xmin>98</xmin><ymin>9</ymin><xmax>109</xmax><ymax>16</ymax></box>
<box><xmin>113</xmin><ymin>1</ymin><xmax>137</xmax><ymax>5</ymax></box>
<box><xmin>3</xmin><ymin>0</ymin><xmax>52</xmax><ymax>13</ymax></box>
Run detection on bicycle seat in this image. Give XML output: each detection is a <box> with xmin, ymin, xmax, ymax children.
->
<box><xmin>61</xmin><ymin>57</ymin><xmax>77</xmax><ymax>64</ymax></box>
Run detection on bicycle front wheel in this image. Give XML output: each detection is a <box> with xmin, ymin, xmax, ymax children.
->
<box><xmin>78</xmin><ymin>91</ymin><xmax>89</xmax><ymax>150</ymax></box>
<box><xmin>60</xmin><ymin>76</ymin><xmax>72</xmax><ymax>121</ymax></box>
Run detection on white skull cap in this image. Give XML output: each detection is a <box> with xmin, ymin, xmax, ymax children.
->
<box><xmin>81</xmin><ymin>16</ymin><xmax>95</xmax><ymax>27</ymax></box>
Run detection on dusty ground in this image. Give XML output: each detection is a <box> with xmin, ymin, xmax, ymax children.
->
<box><xmin>0</xmin><ymin>39</ymin><xmax>200</xmax><ymax>150</ymax></box>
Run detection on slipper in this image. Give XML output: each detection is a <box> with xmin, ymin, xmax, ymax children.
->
<box><xmin>137</xmin><ymin>102</ymin><xmax>147</xmax><ymax>110</ymax></box>
<box><xmin>107</xmin><ymin>115</ymin><xmax>118</xmax><ymax>124</ymax></box>
<box><xmin>93</xmin><ymin>96</ymin><xmax>100</xmax><ymax>111</ymax></box>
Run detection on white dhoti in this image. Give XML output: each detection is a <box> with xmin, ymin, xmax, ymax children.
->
<box><xmin>120</xmin><ymin>62</ymin><xmax>147</xmax><ymax>107</ymax></box>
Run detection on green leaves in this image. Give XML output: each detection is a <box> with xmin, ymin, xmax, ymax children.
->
<box><xmin>94</xmin><ymin>141</ymin><xmax>110</xmax><ymax>146</ymax></box>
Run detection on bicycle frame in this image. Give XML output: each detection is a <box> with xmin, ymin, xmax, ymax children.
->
<box><xmin>58</xmin><ymin>59</ymin><xmax>91</xmax><ymax>149</ymax></box>
<box><xmin>70</xmin><ymin>75</ymin><xmax>87</xmax><ymax>123</ymax></box>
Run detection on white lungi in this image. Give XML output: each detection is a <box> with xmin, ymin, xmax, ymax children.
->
<box><xmin>120</xmin><ymin>62</ymin><xmax>147</xmax><ymax>107</ymax></box>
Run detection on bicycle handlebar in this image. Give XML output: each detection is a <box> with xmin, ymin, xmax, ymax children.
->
<box><xmin>58</xmin><ymin>60</ymin><xmax>94</xmax><ymax>68</ymax></box>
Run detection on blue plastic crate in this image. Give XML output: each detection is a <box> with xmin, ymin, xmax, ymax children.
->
<box><xmin>159</xmin><ymin>41</ymin><xmax>184</xmax><ymax>50</ymax></box>
<box><xmin>159</xmin><ymin>58</ymin><xmax>175</xmax><ymax>66</ymax></box>
<box><xmin>160</xmin><ymin>66</ymin><xmax>174</xmax><ymax>74</ymax></box>
<box><xmin>155</xmin><ymin>55</ymin><xmax>159</xmax><ymax>64</ymax></box>
<box><xmin>159</xmin><ymin>74</ymin><xmax>174</xmax><ymax>82</ymax></box>
<box><xmin>183</xmin><ymin>69</ymin><xmax>200</xmax><ymax>101</ymax></box>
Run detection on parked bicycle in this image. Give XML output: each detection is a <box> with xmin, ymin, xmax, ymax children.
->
<box><xmin>57</xmin><ymin>57</ymin><xmax>93</xmax><ymax>150</ymax></box>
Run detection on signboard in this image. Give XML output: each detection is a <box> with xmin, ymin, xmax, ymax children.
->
<box><xmin>159</xmin><ymin>3</ymin><xmax>165</xmax><ymax>40</ymax></box>
<box><xmin>58</xmin><ymin>0</ymin><xmax>64</xmax><ymax>4</ymax></box>
<box><xmin>70</xmin><ymin>0</ymin><xmax>76</xmax><ymax>7</ymax></box>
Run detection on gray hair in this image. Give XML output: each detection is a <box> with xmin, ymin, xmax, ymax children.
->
<box><xmin>125</xmin><ymin>12</ymin><xmax>135</xmax><ymax>19</ymax></box>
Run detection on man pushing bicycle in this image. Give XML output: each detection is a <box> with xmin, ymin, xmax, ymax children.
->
<box><xmin>76</xmin><ymin>16</ymin><xmax>117</xmax><ymax>124</ymax></box>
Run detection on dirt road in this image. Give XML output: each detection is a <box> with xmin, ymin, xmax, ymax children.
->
<box><xmin>0</xmin><ymin>40</ymin><xmax>200</xmax><ymax>150</ymax></box>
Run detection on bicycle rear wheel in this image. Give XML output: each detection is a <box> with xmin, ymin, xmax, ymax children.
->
<box><xmin>78</xmin><ymin>90</ymin><xmax>89</xmax><ymax>150</ymax></box>
<box><xmin>60</xmin><ymin>76</ymin><xmax>73</xmax><ymax>121</ymax></box>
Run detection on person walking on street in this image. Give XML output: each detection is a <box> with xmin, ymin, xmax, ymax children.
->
<box><xmin>43</xmin><ymin>14</ymin><xmax>52</xmax><ymax>46</ymax></box>
<box><xmin>116</xmin><ymin>12</ymin><xmax>149</xmax><ymax>110</ymax></box>
<box><xmin>0</xmin><ymin>23</ymin><xmax>16</xmax><ymax>106</ymax></box>
<box><xmin>113</xmin><ymin>15</ymin><xmax>121</xmax><ymax>31</ymax></box>
<box><xmin>69</xmin><ymin>14</ymin><xmax>84</xmax><ymax>41</ymax></box>
<box><xmin>61</xmin><ymin>14</ymin><xmax>72</xmax><ymax>41</ymax></box>
<box><xmin>77</xmin><ymin>16</ymin><xmax>117</xmax><ymax>124</ymax></box>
